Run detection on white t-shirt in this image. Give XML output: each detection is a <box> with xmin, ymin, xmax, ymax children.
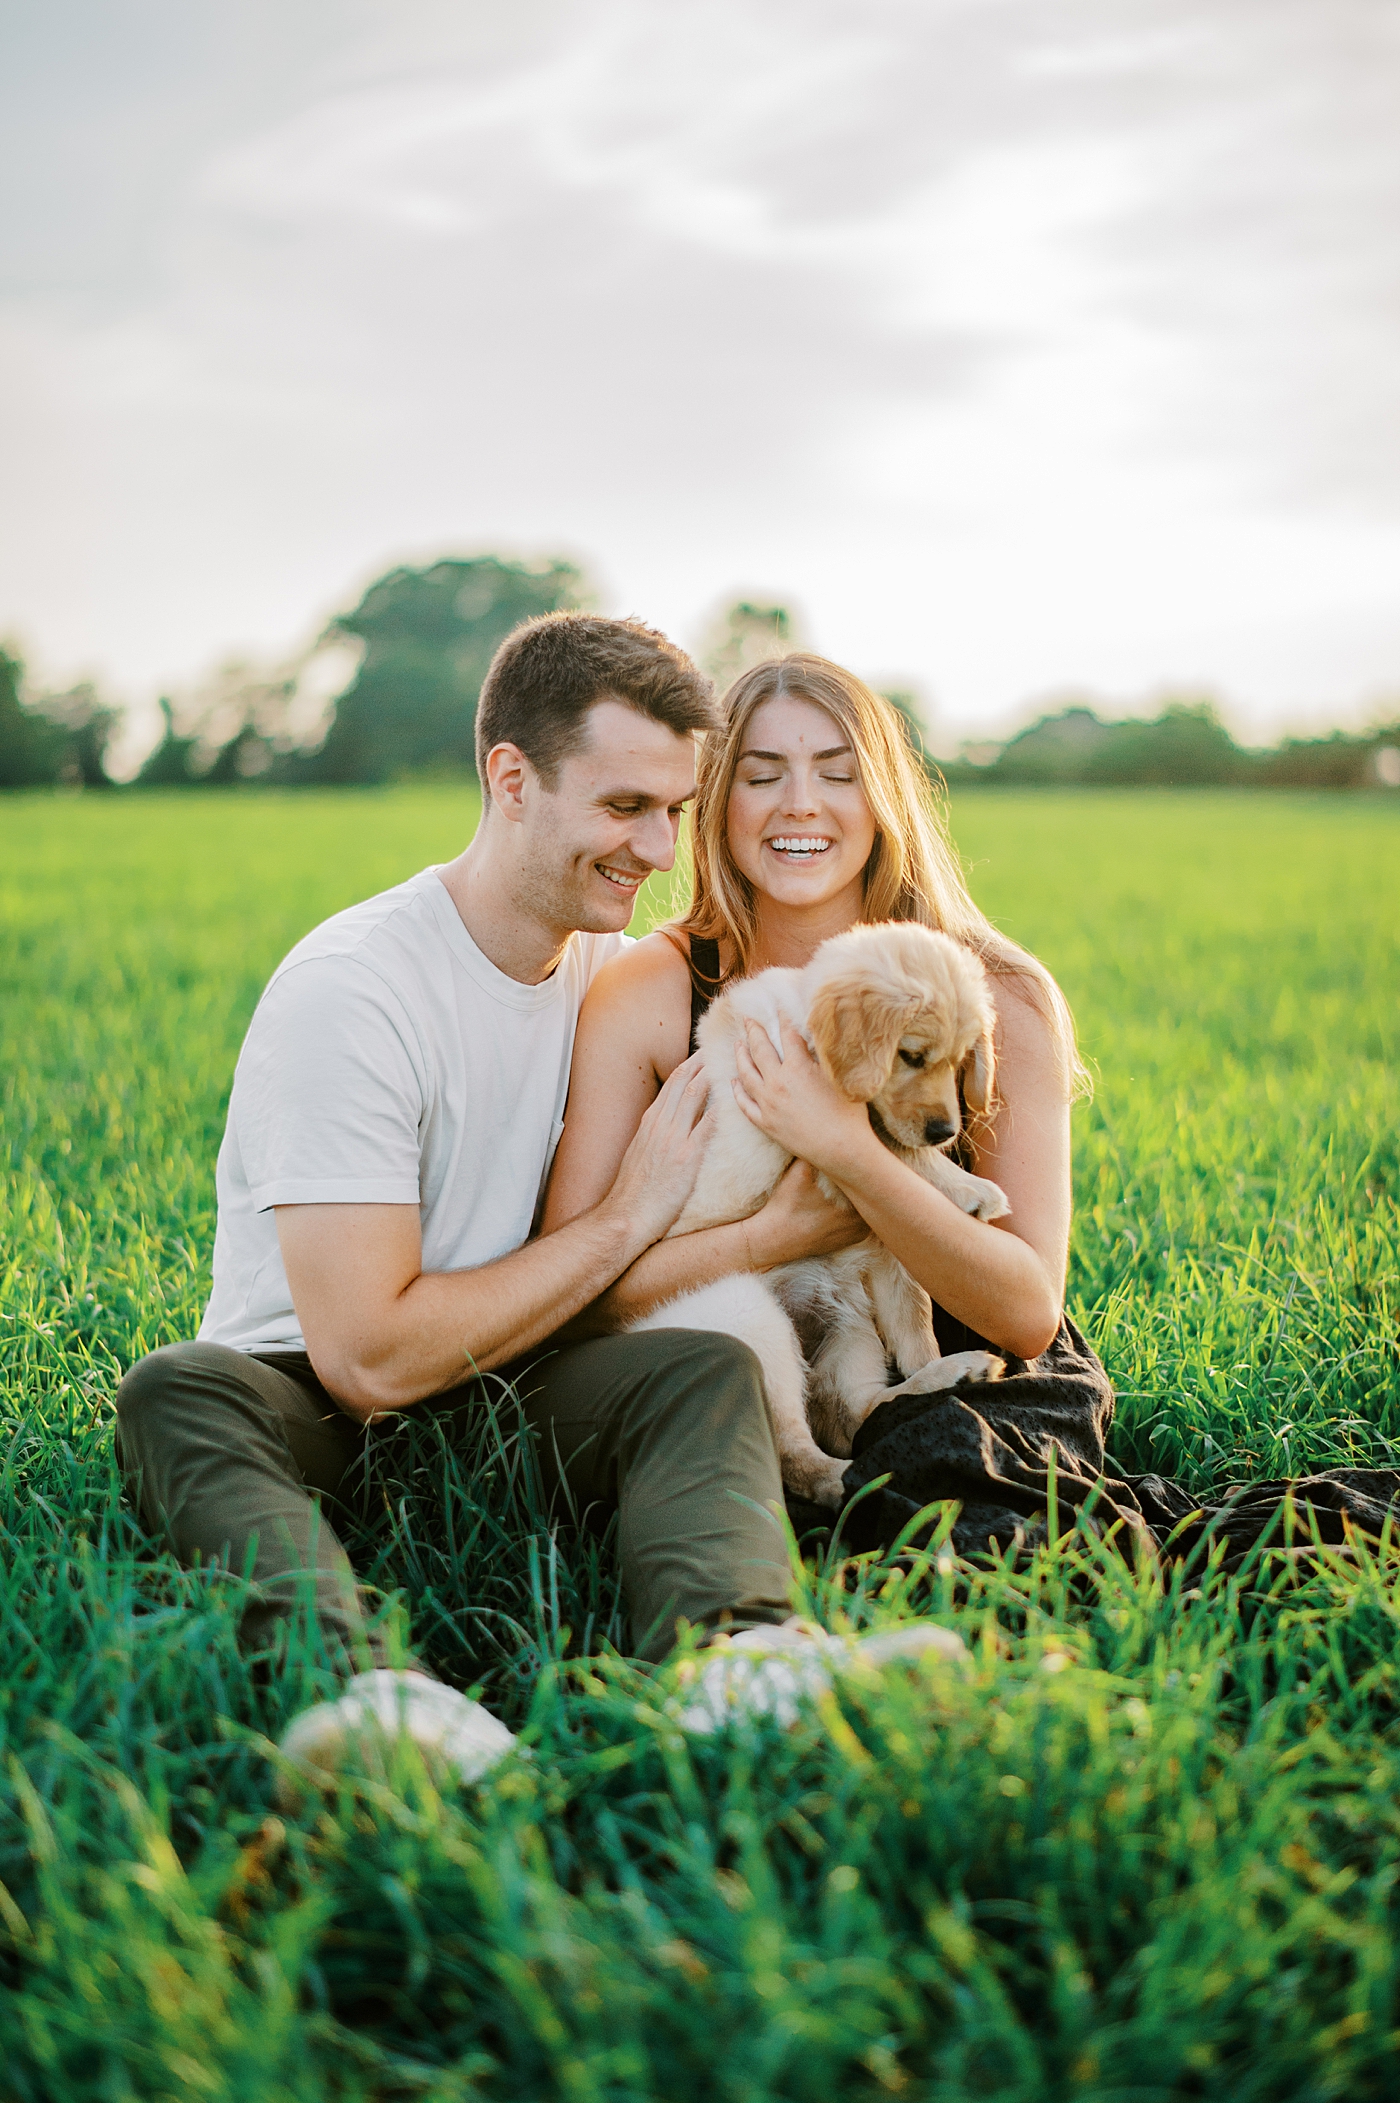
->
<box><xmin>198</xmin><ymin>867</ymin><xmax>628</xmax><ymax>1354</ymax></box>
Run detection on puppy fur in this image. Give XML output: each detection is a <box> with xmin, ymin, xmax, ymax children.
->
<box><xmin>630</xmin><ymin>923</ymin><xmax>1011</xmax><ymax>1507</ymax></box>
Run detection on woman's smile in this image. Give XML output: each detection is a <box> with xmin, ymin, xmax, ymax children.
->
<box><xmin>765</xmin><ymin>833</ymin><xmax>834</xmax><ymax>860</ymax></box>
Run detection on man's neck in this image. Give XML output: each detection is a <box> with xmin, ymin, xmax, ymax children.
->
<box><xmin>436</xmin><ymin>836</ymin><xmax>571</xmax><ymax>986</ymax></box>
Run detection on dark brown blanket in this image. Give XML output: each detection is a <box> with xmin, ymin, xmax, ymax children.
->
<box><xmin>792</xmin><ymin>1304</ymin><xmax>1400</xmax><ymax>1568</ymax></box>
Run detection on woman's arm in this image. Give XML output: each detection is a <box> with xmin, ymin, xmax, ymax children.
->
<box><xmin>542</xmin><ymin>934</ymin><xmax>692</xmax><ymax>1236</ymax></box>
<box><xmin>731</xmin><ymin>978</ymin><xmax>1070</xmax><ymax>1360</ymax></box>
<box><xmin>544</xmin><ymin>933</ymin><xmax>860</xmax><ymax>1328</ymax></box>
<box><xmin>577</xmin><ymin>1157</ymin><xmax>865</xmax><ymax>1329</ymax></box>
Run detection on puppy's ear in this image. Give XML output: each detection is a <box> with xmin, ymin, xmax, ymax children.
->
<box><xmin>962</xmin><ymin>1021</ymin><xmax>996</xmax><ymax>1115</ymax></box>
<box><xmin>808</xmin><ymin>970</ymin><xmax>917</xmax><ymax>1101</ymax></box>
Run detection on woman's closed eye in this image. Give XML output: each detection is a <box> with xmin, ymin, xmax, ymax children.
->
<box><xmin>740</xmin><ymin>770</ymin><xmax>853</xmax><ymax>788</ymax></box>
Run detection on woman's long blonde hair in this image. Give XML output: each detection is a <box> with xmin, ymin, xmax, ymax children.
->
<box><xmin>675</xmin><ymin>653</ymin><xmax>1088</xmax><ymax>1096</ymax></box>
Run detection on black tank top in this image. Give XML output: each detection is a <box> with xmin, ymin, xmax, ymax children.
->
<box><xmin>687</xmin><ymin>934</ymin><xmax>722</xmax><ymax>1051</ymax></box>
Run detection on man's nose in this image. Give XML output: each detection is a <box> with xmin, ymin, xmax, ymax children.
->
<box><xmin>629</xmin><ymin>809</ymin><xmax>681</xmax><ymax>871</ymax></box>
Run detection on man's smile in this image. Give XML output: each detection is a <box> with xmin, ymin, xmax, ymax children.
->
<box><xmin>596</xmin><ymin>860</ymin><xmax>648</xmax><ymax>892</ymax></box>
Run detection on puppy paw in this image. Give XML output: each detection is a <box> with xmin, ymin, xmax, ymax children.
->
<box><xmin>892</xmin><ymin>1349</ymin><xmax>1005</xmax><ymax>1397</ymax></box>
<box><xmin>783</xmin><ymin>1455</ymin><xmax>850</xmax><ymax>1509</ymax></box>
<box><xmin>946</xmin><ymin>1349</ymin><xmax>1005</xmax><ymax>1384</ymax></box>
<box><xmin>956</xmin><ymin>1175</ymin><xmax>1011</xmax><ymax>1223</ymax></box>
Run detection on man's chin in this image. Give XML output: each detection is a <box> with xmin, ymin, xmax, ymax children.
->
<box><xmin>577</xmin><ymin>873</ymin><xmax>645</xmax><ymax>932</ymax></box>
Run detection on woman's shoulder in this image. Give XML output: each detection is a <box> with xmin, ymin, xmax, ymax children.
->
<box><xmin>578</xmin><ymin>929</ymin><xmax>694</xmax><ymax>1071</ymax></box>
<box><xmin>985</xmin><ymin>954</ymin><xmax>1075</xmax><ymax>1100</ymax></box>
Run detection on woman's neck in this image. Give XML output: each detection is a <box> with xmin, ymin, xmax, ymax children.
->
<box><xmin>747</xmin><ymin>883</ymin><xmax>865</xmax><ymax>974</ymax></box>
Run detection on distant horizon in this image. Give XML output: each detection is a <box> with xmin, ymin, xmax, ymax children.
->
<box><xmin>10</xmin><ymin>545</ymin><xmax>1397</xmax><ymax>784</ymax></box>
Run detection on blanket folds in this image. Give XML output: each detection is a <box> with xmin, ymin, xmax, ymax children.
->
<box><xmin>791</xmin><ymin>1304</ymin><xmax>1400</xmax><ymax>1566</ymax></box>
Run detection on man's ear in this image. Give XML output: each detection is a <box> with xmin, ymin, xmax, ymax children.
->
<box><xmin>962</xmin><ymin>1022</ymin><xmax>996</xmax><ymax>1115</ymax></box>
<box><xmin>483</xmin><ymin>741</ymin><xmax>532</xmax><ymax>823</ymax></box>
<box><xmin>808</xmin><ymin>972</ymin><xmax>918</xmax><ymax>1101</ymax></box>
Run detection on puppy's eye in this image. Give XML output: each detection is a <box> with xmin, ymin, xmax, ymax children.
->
<box><xmin>897</xmin><ymin>1048</ymin><xmax>926</xmax><ymax>1069</ymax></box>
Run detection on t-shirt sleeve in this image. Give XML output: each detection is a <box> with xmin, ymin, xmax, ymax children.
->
<box><xmin>582</xmin><ymin>929</ymin><xmax>633</xmax><ymax>990</ymax></box>
<box><xmin>232</xmin><ymin>956</ymin><xmax>426</xmax><ymax>1211</ymax></box>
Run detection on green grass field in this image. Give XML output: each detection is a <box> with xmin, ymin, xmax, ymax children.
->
<box><xmin>2</xmin><ymin>786</ymin><xmax>1398</xmax><ymax>2101</ymax></box>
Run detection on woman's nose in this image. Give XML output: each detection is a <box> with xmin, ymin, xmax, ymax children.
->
<box><xmin>781</xmin><ymin>770</ymin><xmax>820</xmax><ymax>814</ymax></box>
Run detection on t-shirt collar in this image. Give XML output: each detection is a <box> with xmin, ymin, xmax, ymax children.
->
<box><xmin>417</xmin><ymin>868</ymin><xmax>571</xmax><ymax>1011</ymax></box>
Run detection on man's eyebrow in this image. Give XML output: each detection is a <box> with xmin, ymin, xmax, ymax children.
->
<box><xmin>594</xmin><ymin>786</ymin><xmax>695</xmax><ymax>804</ymax></box>
<box><xmin>739</xmin><ymin>745</ymin><xmax>853</xmax><ymax>763</ymax></box>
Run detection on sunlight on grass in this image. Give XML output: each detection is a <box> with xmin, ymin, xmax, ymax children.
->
<box><xmin>1</xmin><ymin>786</ymin><xmax>1398</xmax><ymax>2098</ymax></box>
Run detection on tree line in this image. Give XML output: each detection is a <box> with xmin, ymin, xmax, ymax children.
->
<box><xmin>2</xmin><ymin>557</ymin><xmax>582</xmax><ymax>794</ymax></box>
<box><xmin>934</xmin><ymin>700</ymin><xmax>1400</xmax><ymax>793</ymax></box>
<box><xmin>3</xmin><ymin>556</ymin><xmax>1398</xmax><ymax>791</ymax></box>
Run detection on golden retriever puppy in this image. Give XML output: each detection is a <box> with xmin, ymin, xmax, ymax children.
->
<box><xmin>631</xmin><ymin>923</ymin><xmax>1009</xmax><ymax>1506</ymax></box>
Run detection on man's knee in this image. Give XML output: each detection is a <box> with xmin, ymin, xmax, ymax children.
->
<box><xmin>625</xmin><ymin>1328</ymin><xmax>775</xmax><ymax>1440</ymax></box>
<box><xmin>116</xmin><ymin>1340</ymin><xmax>198</xmax><ymax>1437</ymax></box>
<box><xmin>683</xmin><ymin>1329</ymin><xmax>767</xmax><ymax>1401</ymax></box>
<box><xmin>115</xmin><ymin>1341</ymin><xmax>251</xmax><ymax>1464</ymax></box>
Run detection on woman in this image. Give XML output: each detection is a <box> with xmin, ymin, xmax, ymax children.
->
<box><xmin>545</xmin><ymin>653</ymin><xmax>1084</xmax><ymax>1374</ymax></box>
<box><xmin>545</xmin><ymin>651</ymin><xmax>1400</xmax><ymax>1607</ymax></box>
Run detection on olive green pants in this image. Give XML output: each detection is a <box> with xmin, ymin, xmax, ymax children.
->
<box><xmin>114</xmin><ymin>1329</ymin><xmax>792</xmax><ymax>1670</ymax></box>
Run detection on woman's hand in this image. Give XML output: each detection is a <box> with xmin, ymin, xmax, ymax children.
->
<box><xmin>745</xmin><ymin>1159</ymin><xmax>867</xmax><ymax>1268</ymax></box>
<box><xmin>732</xmin><ymin>1018</ymin><xmax>877</xmax><ymax>1179</ymax></box>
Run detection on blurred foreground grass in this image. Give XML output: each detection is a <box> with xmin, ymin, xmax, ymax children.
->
<box><xmin>2</xmin><ymin>786</ymin><xmax>1399</xmax><ymax>2100</ymax></box>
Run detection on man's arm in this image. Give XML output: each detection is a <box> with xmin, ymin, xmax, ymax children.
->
<box><xmin>277</xmin><ymin>1055</ymin><xmax>711</xmax><ymax>1421</ymax></box>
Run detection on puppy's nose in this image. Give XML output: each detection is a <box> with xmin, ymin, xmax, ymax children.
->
<box><xmin>924</xmin><ymin>1117</ymin><xmax>957</xmax><ymax>1147</ymax></box>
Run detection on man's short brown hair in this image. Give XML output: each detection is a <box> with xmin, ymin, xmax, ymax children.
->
<box><xmin>474</xmin><ymin>612</ymin><xmax>717</xmax><ymax>799</ymax></box>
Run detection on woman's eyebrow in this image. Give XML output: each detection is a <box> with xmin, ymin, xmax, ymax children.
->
<box><xmin>739</xmin><ymin>744</ymin><xmax>853</xmax><ymax>762</ymax></box>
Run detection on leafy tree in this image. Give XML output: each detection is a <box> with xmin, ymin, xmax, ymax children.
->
<box><xmin>136</xmin><ymin>704</ymin><xmax>280</xmax><ymax>789</ymax></box>
<box><xmin>135</xmin><ymin>698</ymin><xmax>206</xmax><ymax>787</ymax></box>
<box><xmin>202</xmin><ymin>720</ymin><xmax>277</xmax><ymax>785</ymax></box>
<box><xmin>701</xmin><ymin>601</ymin><xmax>798</xmax><ymax>692</ymax></box>
<box><xmin>880</xmin><ymin>689</ymin><xmax>933</xmax><ymax>761</ymax></box>
<box><xmin>0</xmin><ymin>651</ymin><xmax>120</xmax><ymax>789</ymax></box>
<box><xmin>37</xmin><ymin>682</ymin><xmax>122</xmax><ymax>788</ymax></box>
<box><xmin>0</xmin><ymin>649</ymin><xmax>62</xmax><ymax>787</ymax></box>
<box><xmin>311</xmin><ymin>557</ymin><xmax>586</xmax><ymax>783</ymax></box>
<box><xmin>195</xmin><ymin>667</ymin><xmax>297</xmax><ymax>785</ymax></box>
<box><xmin>1082</xmin><ymin>702</ymin><xmax>1245</xmax><ymax>787</ymax></box>
<box><xmin>1257</xmin><ymin>722</ymin><xmax>1400</xmax><ymax>790</ymax></box>
<box><xmin>986</xmin><ymin>704</ymin><xmax>1112</xmax><ymax>785</ymax></box>
<box><xmin>943</xmin><ymin>700</ymin><xmax>1249</xmax><ymax>790</ymax></box>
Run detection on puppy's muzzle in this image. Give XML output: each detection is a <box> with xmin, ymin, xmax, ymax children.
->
<box><xmin>924</xmin><ymin>1116</ymin><xmax>957</xmax><ymax>1147</ymax></box>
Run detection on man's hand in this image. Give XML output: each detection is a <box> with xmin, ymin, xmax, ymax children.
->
<box><xmin>746</xmin><ymin>1159</ymin><xmax>867</xmax><ymax>1268</ymax></box>
<box><xmin>278</xmin><ymin>1056</ymin><xmax>713</xmax><ymax>1419</ymax></box>
<box><xmin>598</xmin><ymin>1050</ymin><xmax>712</xmax><ymax>1247</ymax></box>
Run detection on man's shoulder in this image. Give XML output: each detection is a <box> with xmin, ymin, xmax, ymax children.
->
<box><xmin>272</xmin><ymin>870</ymin><xmax>441</xmax><ymax>981</ymax></box>
<box><xmin>264</xmin><ymin>882</ymin><xmax>630</xmax><ymax>1015</ymax></box>
<box><xmin>244</xmin><ymin>874</ymin><xmax>449</xmax><ymax>1051</ymax></box>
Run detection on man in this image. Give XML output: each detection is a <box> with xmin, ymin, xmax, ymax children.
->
<box><xmin>116</xmin><ymin>611</ymin><xmax>849</xmax><ymax>1790</ymax></box>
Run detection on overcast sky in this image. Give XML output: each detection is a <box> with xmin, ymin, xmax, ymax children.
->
<box><xmin>3</xmin><ymin>0</ymin><xmax>1399</xmax><ymax>763</ymax></box>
